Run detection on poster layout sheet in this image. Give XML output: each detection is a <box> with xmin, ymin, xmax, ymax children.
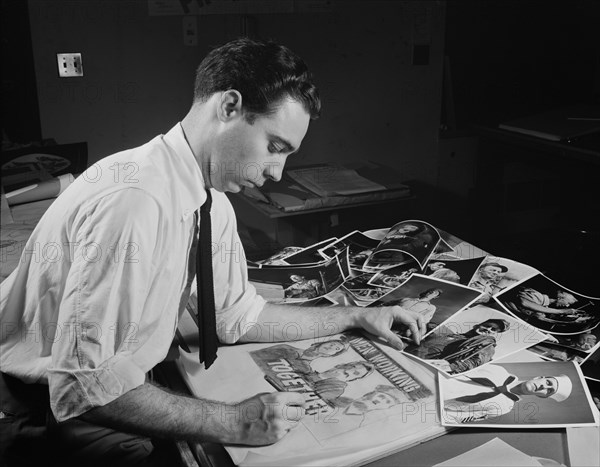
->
<box><xmin>439</xmin><ymin>360</ymin><xmax>598</xmax><ymax>428</ymax></box>
<box><xmin>177</xmin><ymin>332</ymin><xmax>446</xmax><ymax>467</ymax></box>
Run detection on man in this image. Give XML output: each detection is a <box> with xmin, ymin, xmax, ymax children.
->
<box><xmin>304</xmin><ymin>361</ymin><xmax>375</xmax><ymax>407</ymax></box>
<box><xmin>426</xmin><ymin>261</ymin><xmax>461</xmax><ymax>283</ymax></box>
<box><xmin>469</xmin><ymin>262</ymin><xmax>508</xmax><ymax>302</ymax></box>
<box><xmin>0</xmin><ymin>38</ymin><xmax>426</xmax><ymax>465</ymax></box>
<box><xmin>505</xmin><ymin>287</ymin><xmax>579</xmax><ymax>317</ymax></box>
<box><xmin>284</xmin><ymin>274</ymin><xmax>322</xmax><ymax>299</ymax></box>
<box><xmin>502</xmin><ymin>287</ymin><xmax>593</xmax><ymax>332</ymax></box>
<box><xmin>575</xmin><ymin>332</ymin><xmax>598</xmax><ymax>351</ymax></box>
<box><xmin>409</xmin><ymin>319</ymin><xmax>510</xmax><ymax>374</ymax></box>
<box><xmin>379</xmin><ymin>223</ymin><xmax>423</xmax><ymax>246</ymax></box>
<box><xmin>342</xmin><ymin>385</ymin><xmax>405</xmax><ymax>416</ymax></box>
<box><xmin>442</xmin><ymin>364</ymin><xmax>573</xmax><ymax>423</ymax></box>
<box><xmin>378</xmin><ymin>267</ymin><xmax>418</xmax><ymax>288</ymax></box>
<box><xmin>251</xmin><ymin>337</ymin><xmax>351</xmax><ymax>375</ymax></box>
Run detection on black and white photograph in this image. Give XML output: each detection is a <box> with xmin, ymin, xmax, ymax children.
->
<box><xmin>248</xmin><ymin>249</ymin><xmax>350</xmax><ymax>303</ymax></box>
<box><xmin>403</xmin><ymin>304</ymin><xmax>547</xmax><ymax>376</ymax></box>
<box><xmin>317</xmin><ymin>230</ymin><xmax>380</xmax><ymax>269</ymax></box>
<box><xmin>527</xmin><ymin>342</ymin><xmax>588</xmax><ymax>365</ymax></box>
<box><xmin>467</xmin><ymin>256</ymin><xmax>539</xmax><ymax>305</ymax></box>
<box><xmin>365</xmin><ymin>219</ymin><xmax>441</xmax><ymax>269</ymax></box>
<box><xmin>367</xmin><ymin>261</ymin><xmax>421</xmax><ymax>289</ymax></box>
<box><xmin>440</xmin><ymin>361</ymin><xmax>599</xmax><ymax>428</ymax></box>
<box><xmin>2</xmin><ymin>1</ymin><xmax>599</xmax><ymax>466</ymax></box>
<box><xmin>423</xmin><ymin>257</ymin><xmax>485</xmax><ymax>285</ymax></box>
<box><xmin>368</xmin><ymin>274</ymin><xmax>483</xmax><ymax>333</ymax></box>
<box><xmin>496</xmin><ymin>274</ymin><xmax>600</xmax><ymax>335</ymax></box>
<box><xmin>581</xmin><ymin>346</ymin><xmax>600</xmax><ymax>383</ymax></box>
<box><xmin>341</xmin><ymin>272</ymin><xmax>390</xmax><ymax>305</ymax></box>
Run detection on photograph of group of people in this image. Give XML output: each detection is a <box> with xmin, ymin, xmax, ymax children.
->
<box><xmin>247</xmin><ymin>219</ymin><xmax>600</xmax><ymax>428</ymax></box>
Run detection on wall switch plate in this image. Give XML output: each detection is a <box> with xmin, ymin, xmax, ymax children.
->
<box><xmin>57</xmin><ymin>53</ymin><xmax>83</xmax><ymax>77</ymax></box>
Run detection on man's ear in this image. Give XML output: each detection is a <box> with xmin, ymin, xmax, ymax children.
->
<box><xmin>217</xmin><ymin>90</ymin><xmax>242</xmax><ymax>122</ymax></box>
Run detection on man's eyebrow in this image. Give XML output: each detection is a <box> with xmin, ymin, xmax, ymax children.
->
<box><xmin>268</xmin><ymin>134</ymin><xmax>296</xmax><ymax>153</ymax></box>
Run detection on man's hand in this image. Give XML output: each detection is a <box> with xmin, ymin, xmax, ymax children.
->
<box><xmin>227</xmin><ymin>392</ymin><xmax>305</xmax><ymax>446</ymax></box>
<box><xmin>354</xmin><ymin>306</ymin><xmax>426</xmax><ymax>350</ymax></box>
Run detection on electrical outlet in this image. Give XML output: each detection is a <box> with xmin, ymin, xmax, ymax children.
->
<box><xmin>57</xmin><ymin>53</ymin><xmax>84</xmax><ymax>77</ymax></box>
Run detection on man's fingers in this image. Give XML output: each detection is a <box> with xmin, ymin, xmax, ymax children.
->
<box><xmin>380</xmin><ymin>329</ymin><xmax>405</xmax><ymax>350</ymax></box>
<box><xmin>406</xmin><ymin>322</ymin><xmax>421</xmax><ymax>345</ymax></box>
<box><xmin>283</xmin><ymin>404</ymin><xmax>304</xmax><ymax>422</ymax></box>
<box><xmin>259</xmin><ymin>392</ymin><xmax>306</xmax><ymax>422</ymax></box>
<box><xmin>392</xmin><ymin>307</ymin><xmax>425</xmax><ymax>344</ymax></box>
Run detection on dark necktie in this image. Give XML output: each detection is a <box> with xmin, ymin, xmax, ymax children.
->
<box><xmin>453</xmin><ymin>375</ymin><xmax>519</xmax><ymax>404</ymax></box>
<box><xmin>196</xmin><ymin>190</ymin><xmax>218</xmax><ymax>368</ymax></box>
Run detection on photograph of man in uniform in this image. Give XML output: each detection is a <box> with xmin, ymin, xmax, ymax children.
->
<box><xmin>404</xmin><ymin>304</ymin><xmax>547</xmax><ymax>375</ymax></box>
<box><xmin>406</xmin><ymin>319</ymin><xmax>510</xmax><ymax>374</ymax></box>
<box><xmin>440</xmin><ymin>361</ymin><xmax>598</xmax><ymax>427</ymax></box>
<box><xmin>468</xmin><ymin>262</ymin><xmax>508</xmax><ymax>302</ymax></box>
<box><xmin>426</xmin><ymin>261</ymin><xmax>461</xmax><ymax>283</ymax></box>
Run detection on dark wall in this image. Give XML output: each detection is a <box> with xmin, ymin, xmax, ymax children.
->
<box><xmin>1</xmin><ymin>0</ymin><xmax>42</xmax><ymax>144</ymax></box>
<box><xmin>27</xmin><ymin>0</ymin><xmax>446</xmax><ymax>186</ymax></box>
<box><xmin>444</xmin><ymin>0</ymin><xmax>600</xmax><ymax>128</ymax></box>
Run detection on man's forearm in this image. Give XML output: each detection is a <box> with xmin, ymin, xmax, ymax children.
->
<box><xmin>238</xmin><ymin>302</ymin><xmax>363</xmax><ymax>343</ymax></box>
<box><xmin>521</xmin><ymin>299</ymin><xmax>565</xmax><ymax>314</ymax></box>
<box><xmin>79</xmin><ymin>382</ymin><xmax>241</xmax><ymax>443</ymax></box>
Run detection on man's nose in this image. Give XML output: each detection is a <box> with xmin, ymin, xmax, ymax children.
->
<box><xmin>266</xmin><ymin>162</ymin><xmax>284</xmax><ymax>182</ymax></box>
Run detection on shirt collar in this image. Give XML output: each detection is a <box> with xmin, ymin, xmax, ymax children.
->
<box><xmin>162</xmin><ymin>123</ymin><xmax>209</xmax><ymax>221</ymax></box>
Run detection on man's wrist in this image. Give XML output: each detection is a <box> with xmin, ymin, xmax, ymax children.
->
<box><xmin>346</xmin><ymin>306</ymin><xmax>367</xmax><ymax>330</ymax></box>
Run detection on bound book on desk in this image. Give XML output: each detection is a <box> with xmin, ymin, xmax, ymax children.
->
<box><xmin>498</xmin><ymin>106</ymin><xmax>600</xmax><ymax>142</ymax></box>
<box><xmin>244</xmin><ymin>162</ymin><xmax>411</xmax><ymax>213</ymax></box>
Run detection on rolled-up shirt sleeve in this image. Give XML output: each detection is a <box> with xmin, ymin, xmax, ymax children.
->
<box><xmin>48</xmin><ymin>188</ymin><xmax>162</xmax><ymax>421</ymax></box>
<box><xmin>210</xmin><ymin>194</ymin><xmax>266</xmax><ymax>344</ymax></box>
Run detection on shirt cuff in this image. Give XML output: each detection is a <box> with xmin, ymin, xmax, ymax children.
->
<box><xmin>48</xmin><ymin>351</ymin><xmax>146</xmax><ymax>422</ymax></box>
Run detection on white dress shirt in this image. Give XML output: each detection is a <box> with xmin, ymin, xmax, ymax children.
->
<box><xmin>0</xmin><ymin>123</ymin><xmax>266</xmax><ymax>421</ymax></box>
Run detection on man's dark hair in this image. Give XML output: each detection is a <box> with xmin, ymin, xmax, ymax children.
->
<box><xmin>478</xmin><ymin>318</ymin><xmax>510</xmax><ymax>333</ymax></box>
<box><xmin>193</xmin><ymin>37</ymin><xmax>321</xmax><ymax>123</ymax></box>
